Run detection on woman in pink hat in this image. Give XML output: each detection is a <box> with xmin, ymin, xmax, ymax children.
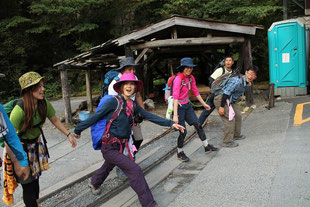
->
<box><xmin>74</xmin><ymin>73</ymin><xmax>184</xmax><ymax>207</ymax></box>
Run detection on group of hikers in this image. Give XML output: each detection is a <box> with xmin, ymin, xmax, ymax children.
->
<box><xmin>0</xmin><ymin>55</ymin><xmax>258</xmax><ymax>207</ymax></box>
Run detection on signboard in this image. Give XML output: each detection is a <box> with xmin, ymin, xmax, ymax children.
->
<box><xmin>282</xmin><ymin>53</ymin><xmax>290</xmax><ymax>63</ymax></box>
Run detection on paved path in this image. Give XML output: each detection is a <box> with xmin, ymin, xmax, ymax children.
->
<box><xmin>2</xmin><ymin>95</ymin><xmax>310</xmax><ymax>207</ymax></box>
<box><xmin>167</xmin><ymin>96</ymin><xmax>310</xmax><ymax>207</ymax></box>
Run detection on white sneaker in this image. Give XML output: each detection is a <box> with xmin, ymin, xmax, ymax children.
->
<box><xmin>88</xmin><ymin>179</ymin><xmax>101</xmax><ymax>195</ymax></box>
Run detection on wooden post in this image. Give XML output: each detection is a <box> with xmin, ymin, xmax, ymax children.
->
<box><xmin>243</xmin><ymin>39</ymin><xmax>253</xmax><ymax>70</ymax></box>
<box><xmin>245</xmin><ymin>84</ymin><xmax>254</xmax><ymax>107</ymax></box>
<box><xmin>143</xmin><ymin>54</ymin><xmax>149</xmax><ymax>98</ymax></box>
<box><xmin>171</xmin><ymin>27</ymin><xmax>178</xmax><ymax>39</ymax></box>
<box><xmin>125</xmin><ymin>45</ymin><xmax>133</xmax><ymax>57</ymax></box>
<box><xmin>59</xmin><ymin>67</ymin><xmax>72</xmax><ymax>124</ymax></box>
<box><xmin>243</xmin><ymin>38</ymin><xmax>254</xmax><ymax>106</ymax></box>
<box><xmin>236</xmin><ymin>43</ymin><xmax>244</xmax><ymax>71</ymax></box>
<box><xmin>268</xmin><ymin>83</ymin><xmax>275</xmax><ymax>108</ymax></box>
<box><xmin>85</xmin><ymin>69</ymin><xmax>93</xmax><ymax>112</ymax></box>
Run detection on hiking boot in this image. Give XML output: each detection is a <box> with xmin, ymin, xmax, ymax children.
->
<box><xmin>204</xmin><ymin>144</ymin><xmax>218</xmax><ymax>154</ymax></box>
<box><xmin>88</xmin><ymin>179</ymin><xmax>101</xmax><ymax>195</ymax></box>
<box><xmin>177</xmin><ymin>151</ymin><xmax>189</xmax><ymax>162</ymax></box>
<box><xmin>234</xmin><ymin>135</ymin><xmax>246</xmax><ymax>140</ymax></box>
<box><xmin>116</xmin><ymin>166</ymin><xmax>127</xmax><ymax>181</ymax></box>
<box><xmin>222</xmin><ymin>141</ymin><xmax>239</xmax><ymax>148</ymax></box>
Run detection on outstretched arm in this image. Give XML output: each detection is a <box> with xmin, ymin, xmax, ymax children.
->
<box><xmin>135</xmin><ymin>104</ymin><xmax>184</xmax><ymax>132</ymax></box>
<box><xmin>49</xmin><ymin>115</ymin><xmax>77</xmax><ymax>148</ymax></box>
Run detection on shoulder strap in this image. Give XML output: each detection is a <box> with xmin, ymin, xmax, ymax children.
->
<box><xmin>222</xmin><ymin>67</ymin><xmax>225</xmax><ymax>75</ymax></box>
<box><xmin>16</xmin><ymin>99</ymin><xmax>24</xmax><ymax>110</ymax></box>
<box><xmin>17</xmin><ymin>99</ymin><xmax>47</xmax><ymax>137</ymax></box>
<box><xmin>102</xmin><ymin>95</ymin><xmax>124</xmax><ymax>138</ymax></box>
<box><xmin>239</xmin><ymin>74</ymin><xmax>245</xmax><ymax>86</ymax></box>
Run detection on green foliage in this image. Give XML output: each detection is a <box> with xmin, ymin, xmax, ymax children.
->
<box><xmin>43</xmin><ymin>68</ymin><xmax>62</xmax><ymax>99</ymax></box>
<box><xmin>0</xmin><ymin>0</ymin><xmax>305</xmax><ymax>101</ymax></box>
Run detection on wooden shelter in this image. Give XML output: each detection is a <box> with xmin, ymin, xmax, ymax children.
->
<box><xmin>54</xmin><ymin>15</ymin><xmax>263</xmax><ymax>123</ymax></box>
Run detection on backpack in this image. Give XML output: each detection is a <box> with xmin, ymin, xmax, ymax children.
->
<box><xmin>101</xmin><ymin>69</ymin><xmax>120</xmax><ymax>97</ymax></box>
<box><xmin>210</xmin><ymin>67</ymin><xmax>242</xmax><ymax>96</ymax></box>
<box><xmin>90</xmin><ymin>95</ymin><xmax>124</xmax><ymax>150</ymax></box>
<box><xmin>163</xmin><ymin>73</ymin><xmax>192</xmax><ymax>103</ymax></box>
<box><xmin>164</xmin><ymin>73</ymin><xmax>193</xmax><ymax>119</ymax></box>
<box><xmin>213</xmin><ymin>59</ymin><xmax>225</xmax><ymax>74</ymax></box>
<box><xmin>3</xmin><ymin>98</ymin><xmax>22</xmax><ymax>117</ymax></box>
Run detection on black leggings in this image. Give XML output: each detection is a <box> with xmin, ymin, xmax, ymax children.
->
<box><xmin>21</xmin><ymin>179</ymin><xmax>39</xmax><ymax>207</ymax></box>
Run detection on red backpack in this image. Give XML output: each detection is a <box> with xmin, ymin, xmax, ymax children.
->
<box><xmin>164</xmin><ymin>73</ymin><xmax>192</xmax><ymax>102</ymax></box>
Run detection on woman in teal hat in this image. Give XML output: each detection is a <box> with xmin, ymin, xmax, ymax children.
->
<box><xmin>9</xmin><ymin>71</ymin><xmax>78</xmax><ymax>207</ymax></box>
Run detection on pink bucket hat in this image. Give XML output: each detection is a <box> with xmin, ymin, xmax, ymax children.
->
<box><xmin>113</xmin><ymin>73</ymin><xmax>143</xmax><ymax>94</ymax></box>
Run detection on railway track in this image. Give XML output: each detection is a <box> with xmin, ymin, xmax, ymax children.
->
<box><xmin>39</xmin><ymin>121</ymin><xmax>208</xmax><ymax>207</ymax></box>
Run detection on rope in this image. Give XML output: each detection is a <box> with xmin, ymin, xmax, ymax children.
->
<box><xmin>189</xmin><ymin>95</ymin><xmax>210</xmax><ymax>108</ymax></box>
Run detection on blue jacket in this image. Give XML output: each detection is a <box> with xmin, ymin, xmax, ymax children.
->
<box><xmin>0</xmin><ymin>104</ymin><xmax>28</xmax><ymax>167</ymax></box>
<box><xmin>74</xmin><ymin>95</ymin><xmax>174</xmax><ymax>138</ymax></box>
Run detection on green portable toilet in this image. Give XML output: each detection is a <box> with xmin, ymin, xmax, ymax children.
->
<box><xmin>268</xmin><ymin>18</ymin><xmax>308</xmax><ymax>96</ymax></box>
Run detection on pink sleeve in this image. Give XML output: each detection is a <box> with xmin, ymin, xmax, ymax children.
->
<box><xmin>190</xmin><ymin>75</ymin><xmax>200</xmax><ymax>96</ymax></box>
<box><xmin>172</xmin><ymin>76</ymin><xmax>182</xmax><ymax>100</ymax></box>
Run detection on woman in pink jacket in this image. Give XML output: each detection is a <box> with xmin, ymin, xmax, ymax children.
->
<box><xmin>172</xmin><ymin>57</ymin><xmax>218</xmax><ymax>162</ymax></box>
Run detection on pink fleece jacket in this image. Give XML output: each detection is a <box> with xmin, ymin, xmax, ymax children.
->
<box><xmin>172</xmin><ymin>74</ymin><xmax>200</xmax><ymax>105</ymax></box>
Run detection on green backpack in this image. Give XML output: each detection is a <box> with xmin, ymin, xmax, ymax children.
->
<box><xmin>0</xmin><ymin>99</ymin><xmax>23</xmax><ymax>147</ymax></box>
<box><xmin>3</xmin><ymin>98</ymin><xmax>22</xmax><ymax>117</ymax></box>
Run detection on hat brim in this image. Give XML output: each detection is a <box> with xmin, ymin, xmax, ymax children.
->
<box><xmin>0</xmin><ymin>73</ymin><xmax>5</xmax><ymax>78</ymax></box>
<box><xmin>113</xmin><ymin>79</ymin><xmax>143</xmax><ymax>94</ymax></box>
<box><xmin>176</xmin><ymin>64</ymin><xmax>197</xmax><ymax>70</ymax></box>
<box><xmin>115</xmin><ymin>64</ymin><xmax>140</xmax><ymax>71</ymax></box>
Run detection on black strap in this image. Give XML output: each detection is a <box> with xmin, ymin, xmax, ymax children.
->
<box><xmin>16</xmin><ymin>99</ymin><xmax>45</xmax><ymax>137</ymax></box>
<box><xmin>38</xmin><ymin>127</ymin><xmax>50</xmax><ymax>158</ymax></box>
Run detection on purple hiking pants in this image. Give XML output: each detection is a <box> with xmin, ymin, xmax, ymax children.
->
<box><xmin>91</xmin><ymin>142</ymin><xmax>157</xmax><ymax>207</ymax></box>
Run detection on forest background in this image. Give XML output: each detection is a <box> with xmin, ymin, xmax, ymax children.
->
<box><xmin>0</xmin><ymin>0</ymin><xmax>305</xmax><ymax>101</ymax></box>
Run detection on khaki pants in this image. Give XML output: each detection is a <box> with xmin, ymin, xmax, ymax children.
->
<box><xmin>214</xmin><ymin>95</ymin><xmax>242</xmax><ymax>143</ymax></box>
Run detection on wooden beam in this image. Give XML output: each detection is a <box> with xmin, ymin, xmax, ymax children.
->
<box><xmin>85</xmin><ymin>69</ymin><xmax>93</xmax><ymax>112</ymax></box>
<box><xmin>135</xmin><ymin>48</ymin><xmax>149</xmax><ymax>64</ymax></box>
<box><xmin>131</xmin><ymin>37</ymin><xmax>245</xmax><ymax>50</ymax></box>
<box><xmin>174</xmin><ymin>16</ymin><xmax>261</xmax><ymax>35</ymax></box>
<box><xmin>59</xmin><ymin>67</ymin><xmax>73</xmax><ymax>124</ymax></box>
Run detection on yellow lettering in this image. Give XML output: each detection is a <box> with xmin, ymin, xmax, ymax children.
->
<box><xmin>293</xmin><ymin>102</ymin><xmax>310</xmax><ymax>126</ymax></box>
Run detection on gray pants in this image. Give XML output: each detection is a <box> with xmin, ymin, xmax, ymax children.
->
<box><xmin>133</xmin><ymin>123</ymin><xmax>143</xmax><ymax>141</ymax></box>
<box><xmin>214</xmin><ymin>95</ymin><xmax>242</xmax><ymax>143</ymax></box>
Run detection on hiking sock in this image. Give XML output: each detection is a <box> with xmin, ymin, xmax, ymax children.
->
<box><xmin>177</xmin><ymin>148</ymin><xmax>183</xmax><ymax>153</ymax></box>
<box><xmin>202</xmin><ymin>140</ymin><xmax>209</xmax><ymax>147</ymax></box>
